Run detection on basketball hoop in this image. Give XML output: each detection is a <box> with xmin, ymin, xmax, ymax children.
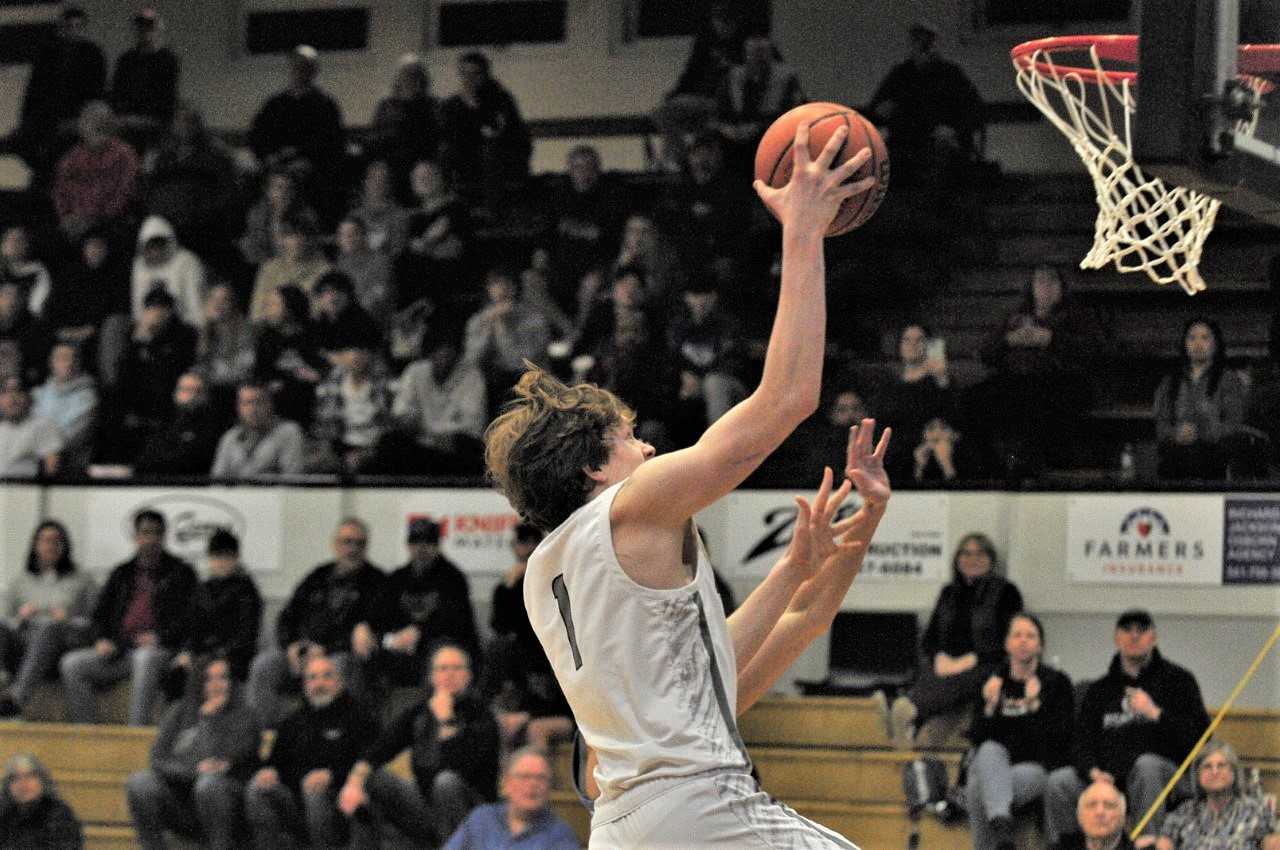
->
<box><xmin>1011</xmin><ymin>35</ymin><xmax>1277</xmax><ymax>294</ymax></box>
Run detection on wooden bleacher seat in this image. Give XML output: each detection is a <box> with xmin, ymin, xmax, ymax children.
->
<box><xmin>0</xmin><ymin>696</ymin><xmax>1273</xmax><ymax>849</ymax></box>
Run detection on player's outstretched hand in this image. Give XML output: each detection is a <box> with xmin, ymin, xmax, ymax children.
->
<box><xmin>753</xmin><ymin>123</ymin><xmax>877</xmax><ymax>237</ymax></box>
<box><xmin>784</xmin><ymin>466</ymin><xmax>864</xmax><ymax>582</ymax></box>
<box><xmin>845</xmin><ymin>418</ymin><xmax>891</xmax><ymax>509</ymax></box>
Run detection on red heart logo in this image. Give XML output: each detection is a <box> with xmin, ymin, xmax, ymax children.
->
<box><xmin>1137</xmin><ymin>522</ymin><xmax>1151</xmax><ymax>538</ymax></box>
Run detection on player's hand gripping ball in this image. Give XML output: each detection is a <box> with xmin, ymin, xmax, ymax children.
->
<box><xmin>754</xmin><ymin>102</ymin><xmax>890</xmax><ymax>236</ymax></box>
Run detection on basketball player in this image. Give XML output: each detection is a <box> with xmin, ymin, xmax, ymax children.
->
<box><xmin>484</xmin><ymin>124</ymin><xmax>890</xmax><ymax>848</ymax></box>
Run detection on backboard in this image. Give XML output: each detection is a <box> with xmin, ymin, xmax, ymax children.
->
<box><xmin>1134</xmin><ymin>0</ymin><xmax>1280</xmax><ymax>226</ymax></box>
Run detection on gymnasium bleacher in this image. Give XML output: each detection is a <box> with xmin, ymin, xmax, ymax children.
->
<box><xmin>6</xmin><ymin>693</ymin><xmax>1276</xmax><ymax>849</ymax></box>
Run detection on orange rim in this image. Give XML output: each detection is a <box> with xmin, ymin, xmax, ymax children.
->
<box><xmin>1011</xmin><ymin>34</ymin><xmax>1280</xmax><ymax>91</ymax></box>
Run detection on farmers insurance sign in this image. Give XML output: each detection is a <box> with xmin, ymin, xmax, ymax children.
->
<box><xmin>1066</xmin><ymin>494</ymin><xmax>1222</xmax><ymax>585</ymax></box>
<box><xmin>721</xmin><ymin>491</ymin><xmax>948</xmax><ymax>581</ymax></box>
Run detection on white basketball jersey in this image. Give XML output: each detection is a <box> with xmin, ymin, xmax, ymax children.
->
<box><xmin>524</xmin><ymin>480</ymin><xmax>752</xmax><ymax>820</ymax></box>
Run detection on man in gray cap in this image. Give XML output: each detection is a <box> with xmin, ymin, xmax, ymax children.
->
<box><xmin>1044</xmin><ymin>609</ymin><xmax>1209</xmax><ymax>848</ymax></box>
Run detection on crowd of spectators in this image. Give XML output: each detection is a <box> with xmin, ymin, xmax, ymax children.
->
<box><xmin>0</xmin><ymin>510</ymin><xmax>578</xmax><ymax>848</ymax></box>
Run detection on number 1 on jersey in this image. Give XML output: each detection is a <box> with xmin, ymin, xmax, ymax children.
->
<box><xmin>551</xmin><ymin>574</ymin><xmax>583</xmax><ymax>670</ymax></box>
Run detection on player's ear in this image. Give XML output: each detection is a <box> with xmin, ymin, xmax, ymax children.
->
<box><xmin>583</xmin><ymin>464</ymin><xmax>609</xmax><ymax>485</ymax></box>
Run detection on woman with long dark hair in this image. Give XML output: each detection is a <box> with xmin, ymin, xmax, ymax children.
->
<box><xmin>0</xmin><ymin>753</ymin><xmax>83</xmax><ymax>849</ymax></box>
<box><xmin>0</xmin><ymin>521</ymin><xmax>94</xmax><ymax>717</ymax></box>
<box><xmin>886</xmin><ymin>532</ymin><xmax>1024</xmax><ymax>748</ymax></box>
<box><xmin>1154</xmin><ymin>317</ymin><xmax>1247</xmax><ymax>479</ymax></box>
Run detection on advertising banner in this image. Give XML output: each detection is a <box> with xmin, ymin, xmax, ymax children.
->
<box><xmin>1066</xmin><ymin>494</ymin><xmax>1223</xmax><ymax>585</ymax></box>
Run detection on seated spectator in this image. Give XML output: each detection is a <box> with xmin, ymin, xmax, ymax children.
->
<box><xmin>1156</xmin><ymin>741</ymin><xmax>1278</xmax><ymax>850</ymax></box>
<box><xmin>965</xmin><ymin>613</ymin><xmax>1073</xmax><ymax>850</ymax></box>
<box><xmin>463</xmin><ymin>266</ymin><xmax>552</xmax><ymax>414</ymax></box>
<box><xmin>519</xmin><ymin>250</ymin><xmax>575</xmax><ymax>343</ymax></box>
<box><xmin>714</xmin><ymin>32</ymin><xmax>806</xmax><ymax>177</ymax></box>
<box><xmin>653</xmin><ymin>1</ymin><xmax>753</xmax><ymax>172</ymax></box>
<box><xmin>51</xmin><ymin>101</ymin><xmax>140</xmax><ymax>243</ymax></box>
<box><xmin>109</xmin><ymin>7</ymin><xmax>179</xmax><ymax>152</ymax></box>
<box><xmin>887</xmin><ymin>533</ymin><xmax>1023</xmax><ymax>749</ymax></box>
<box><xmin>310</xmin><ymin>272</ymin><xmax>385</xmax><ymax>365</ymax></box>
<box><xmin>144</xmin><ymin>103</ymin><xmax>238</xmax><ymax>265</ymax></box>
<box><xmin>867</xmin><ymin>22</ymin><xmax>985</xmax><ymax>188</ymax></box>
<box><xmin>12</xmin><ymin>5</ymin><xmax>106</xmax><ymax>181</ymax></box>
<box><xmin>394</xmin><ymin>159</ymin><xmax>470</xmax><ymax>319</ymax></box>
<box><xmin>31</xmin><ymin>342</ymin><xmax>98</xmax><ymax>474</ymax></box>
<box><xmin>108</xmin><ymin>288</ymin><xmax>197</xmax><ymax>461</ymax></box>
<box><xmin>1154</xmin><ymin>318</ymin><xmax>1246</xmax><ymax>480</ymax></box>
<box><xmin>760</xmin><ymin>385</ymin><xmax>869</xmax><ymax>486</ymax></box>
<box><xmin>248</xmin><ymin>210</ymin><xmax>331</xmax><ymax>322</ymax></box>
<box><xmin>366</xmin><ymin>54</ymin><xmax>440</xmax><ymax>196</ymax></box>
<box><xmin>210</xmin><ymin>382</ymin><xmax>305</xmax><ymax>479</ymax></box>
<box><xmin>339</xmin><ymin>643</ymin><xmax>500</xmax><ymax>848</ymax></box>
<box><xmin>195</xmin><ymin>284</ymin><xmax>255</xmax><ymax>411</ymax></box>
<box><xmin>666</xmin><ymin>274</ymin><xmax>747</xmax><ymax>444</ymax></box>
<box><xmin>604</xmin><ymin>214</ymin><xmax>684</xmax><ymax>315</ymax></box>
<box><xmin>244</xmin><ymin>654</ymin><xmax>375</xmax><ymax>850</ymax></box>
<box><xmin>0</xmin><ymin>377</ymin><xmax>63</xmax><ymax>479</ymax></box>
<box><xmin>348</xmin><ymin>159</ymin><xmax>408</xmax><ymax>259</ymax></box>
<box><xmin>485</xmin><ymin>523</ymin><xmax>574</xmax><ymax>753</ymax></box>
<box><xmin>248</xmin><ymin>45</ymin><xmax>345</xmax><ymax>199</ymax></box>
<box><xmin>977</xmin><ymin>265</ymin><xmax>1104</xmax><ymax>474</ymax></box>
<box><xmin>44</xmin><ymin>227</ymin><xmax>130</xmax><ymax>358</ymax></box>
<box><xmin>0</xmin><ymin>225</ymin><xmax>52</xmax><ymax>319</ymax></box>
<box><xmin>125</xmin><ymin>656</ymin><xmax>260</xmax><ymax>850</ymax></box>
<box><xmin>1045</xmin><ymin>610</ymin><xmax>1209</xmax><ymax>846</ymax></box>
<box><xmin>310</xmin><ymin>343</ymin><xmax>392</xmax><ymax>474</ymax></box>
<box><xmin>544</xmin><ymin>145</ymin><xmax>631</xmax><ymax>305</ymax></box>
<box><xmin>574</xmin><ymin>267</ymin><xmax>675</xmax><ymax>449</ymax></box>
<box><xmin>334</xmin><ymin>217</ymin><xmax>395</xmax><ymax>327</ymax></box>
<box><xmin>443</xmin><ymin>747</ymin><xmax>578</xmax><ymax>850</ymax></box>
<box><xmin>389</xmin><ymin>338</ymin><xmax>487</xmax><ymax>475</ymax></box>
<box><xmin>0</xmin><ymin>753</ymin><xmax>84</xmax><ymax>849</ymax></box>
<box><xmin>247</xmin><ymin>518</ymin><xmax>388</xmax><ymax>727</ymax></box>
<box><xmin>0</xmin><ymin>521</ymin><xmax>94</xmax><ymax>718</ymax></box>
<box><xmin>657</xmin><ymin>131</ymin><xmax>753</xmax><ymax>273</ymax></box>
<box><xmin>380</xmin><ymin>518</ymin><xmax>478</xmax><ymax>689</ymax></box>
<box><xmin>59</xmin><ymin>509</ymin><xmax>200</xmax><ymax>725</ymax></box>
<box><xmin>1059</xmin><ymin>781</ymin><xmax>1136</xmax><ymax>850</ymax></box>
<box><xmin>131</xmin><ymin>371</ymin><xmax>224</xmax><ymax>476</ymax></box>
<box><xmin>871</xmin><ymin>323</ymin><xmax>958</xmax><ymax>482</ymax></box>
<box><xmin>165</xmin><ymin>529</ymin><xmax>262</xmax><ymax>699</ymax></box>
<box><xmin>250</xmin><ymin>286</ymin><xmax>324</xmax><ymax>428</ymax></box>
<box><xmin>0</xmin><ymin>279</ymin><xmax>51</xmax><ymax>387</ymax></box>
<box><xmin>439</xmin><ymin>51</ymin><xmax>531</xmax><ymax>214</ymax></box>
<box><xmin>132</xmin><ymin>213</ymin><xmax>208</xmax><ymax>322</ymax></box>
<box><xmin>239</xmin><ymin>167</ymin><xmax>309</xmax><ymax>267</ymax></box>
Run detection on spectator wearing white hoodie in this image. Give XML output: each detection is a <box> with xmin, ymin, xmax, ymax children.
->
<box><xmin>130</xmin><ymin>214</ymin><xmax>205</xmax><ymax>325</ymax></box>
<box><xmin>0</xmin><ymin>225</ymin><xmax>53</xmax><ymax>319</ymax></box>
<box><xmin>31</xmin><ymin>342</ymin><xmax>98</xmax><ymax>474</ymax></box>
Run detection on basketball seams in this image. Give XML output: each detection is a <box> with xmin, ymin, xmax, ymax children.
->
<box><xmin>839</xmin><ymin>114</ymin><xmax>876</xmax><ymax>232</ymax></box>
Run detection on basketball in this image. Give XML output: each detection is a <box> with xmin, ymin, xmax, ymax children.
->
<box><xmin>754</xmin><ymin>102</ymin><xmax>890</xmax><ymax>236</ymax></box>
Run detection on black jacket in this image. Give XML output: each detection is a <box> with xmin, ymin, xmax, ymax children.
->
<box><xmin>90</xmin><ymin>551</ymin><xmax>199</xmax><ymax>650</ymax></box>
<box><xmin>276</xmin><ymin>561</ymin><xmax>388</xmax><ymax>653</ymax></box>
<box><xmin>132</xmin><ymin>405</ymin><xmax>224</xmax><ymax>475</ymax></box>
<box><xmin>0</xmin><ymin>796</ymin><xmax>83</xmax><ymax>850</ymax></box>
<box><xmin>364</xmin><ymin>688</ymin><xmax>499</xmax><ymax>802</ymax></box>
<box><xmin>921</xmin><ymin>573</ymin><xmax>1023</xmax><ymax>665</ymax></box>
<box><xmin>968</xmin><ymin>663</ymin><xmax>1074</xmax><ymax>770</ymax></box>
<box><xmin>385</xmin><ymin>556</ymin><xmax>478</xmax><ymax>659</ymax></box>
<box><xmin>266</xmin><ymin>691</ymin><xmax>376</xmax><ymax>797</ymax></box>
<box><xmin>190</xmin><ymin>571</ymin><xmax>263</xmax><ymax>680</ymax></box>
<box><xmin>1073</xmin><ymin>648</ymin><xmax>1209</xmax><ymax>784</ymax></box>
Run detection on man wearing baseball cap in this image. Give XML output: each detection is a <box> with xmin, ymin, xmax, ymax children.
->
<box><xmin>1044</xmin><ymin>609</ymin><xmax>1209</xmax><ymax>848</ymax></box>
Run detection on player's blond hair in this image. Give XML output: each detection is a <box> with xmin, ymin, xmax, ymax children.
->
<box><xmin>485</xmin><ymin>364</ymin><xmax>634</xmax><ymax>531</ymax></box>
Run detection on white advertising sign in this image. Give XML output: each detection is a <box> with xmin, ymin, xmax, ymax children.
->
<box><xmin>1066</xmin><ymin>494</ymin><xmax>1223</xmax><ymax>585</ymax></box>
<box><xmin>720</xmin><ymin>491</ymin><xmax>949</xmax><ymax>581</ymax></box>
<box><xmin>398</xmin><ymin>490</ymin><xmax>522</xmax><ymax>575</ymax></box>
<box><xmin>86</xmin><ymin>488</ymin><xmax>285</xmax><ymax>572</ymax></box>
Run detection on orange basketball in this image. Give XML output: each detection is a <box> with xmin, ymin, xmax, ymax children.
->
<box><xmin>754</xmin><ymin>102</ymin><xmax>890</xmax><ymax>236</ymax></box>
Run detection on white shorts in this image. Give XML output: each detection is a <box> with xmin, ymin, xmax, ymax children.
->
<box><xmin>589</xmin><ymin>771</ymin><xmax>861</xmax><ymax>850</ymax></box>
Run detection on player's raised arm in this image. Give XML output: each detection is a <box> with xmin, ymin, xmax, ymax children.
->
<box><xmin>611</xmin><ymin>125</ymin><xmax>875</xmax><ymax>534</ymax></box>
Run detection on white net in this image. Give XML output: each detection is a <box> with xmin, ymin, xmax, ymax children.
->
<box><xmin>1013</xmin><ymin>42</ymin><xmax>1267</xmax><ymax>295</ymax></box>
